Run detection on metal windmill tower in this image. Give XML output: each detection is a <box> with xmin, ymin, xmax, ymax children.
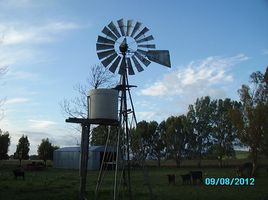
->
<box><xmin>96</xmin><ymin>18</ymin><xmax>171</xmax><ymax>200</ymax></box>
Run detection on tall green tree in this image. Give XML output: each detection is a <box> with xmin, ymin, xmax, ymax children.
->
<box><xmin>90</xmin><ymin>125</ymin><xmax>117</xmax><ymax>146</ymax></box>
<box><xmin>14</xmin><ymin>135</ymin><xmax>30</xmax><ymax>160</ymax></box>
<box><xmin>260</xmin><ymin>67</ymin><xmax>268</xmax><ymax>157</ymax></box>
<box><xmin>163</xmin><ymin>116</ymin><xmax>188</xmax><ymax>167</ymax></box>
<box><xmin>130</xmin><ymin>121</ymin><xmax>158</xmax><ymax>161</ymax></box>
<box><xmin>209</xmin><ymin>98</ymin><xmax>240</xmax><ymax>166</ymax></box>
<box><xmin>149</xmin><ymin>120</ymin><xmax>166</xmax><ymax>167</ymax></box>
<box><xmin>230</xmin><ymin>67</ymin><xmax>268</xmax><ymax>176</ymax></box>
<box><xmin>0</xmin><ymin>129</ymin><xmax>10</xmax><ymax>160</ymax></box>
<box><xmin>37</xmin><ymin>138</ymin><xmax>59</xmax><ymax>166</ymax></box>
<box><xmin>187</xmin><ymin>96</ymin><xmax>214</xmax><ymax>167</ymax></box>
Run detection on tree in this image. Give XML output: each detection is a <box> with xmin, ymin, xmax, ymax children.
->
<box><xmin>187</xmin><ymin>96</ymin><xmax>214</xmax><ymax>167</ymax></box>
<box><xmin>230</xmin><ymin>67</ymin><xmax>268</xmax><ymax>176</ymax></box>
<box><xmin>61</xmin><ymin>64</ymin><xmax>117</xmax><ymax>118</ymax></box>
<box><xmin>90</xmin><ymin>125</ymin><xmax>117</xmax><ymax>146</ymax></box>
<box><xmin>149</xmin><ymin>120</ymin><xmax>166</xmax><ymax>167</ymax></box>
<box><xmin>260</xmin><ymin>67</ymin><xmax>268</xmax><ymax>157</ymax></box>
<box><xmin>130</xmin><ymin>121</ymin><xmax>158</xmax><ymax>161</ymax></box>
<box><xmin>14</xmin><ymin>135</ymin><xmax>30</xmax><ymax>161</ymax></box>
<box><xmin>37</xmin><ymin>138</ymin><xmax>59</xmax><ymax>166</ymax></box>
<box><xmin>163</xmin><ymin>116</ymin><xmax>188</xmax><ymax>167</ymax></box>
<box><xmin>0</xmin><ymin>129</ymin><xmax>10</xmax><ymax>160</ymax></box>
<box><xmin>208</xmin><ymin>98</ymin><xmax>240</xmax><ymax>167</ymax></box>
<box><xmin>29</xmin><ymin>155</ymin><xmax>39</xmax><ymax>160</ymax></box>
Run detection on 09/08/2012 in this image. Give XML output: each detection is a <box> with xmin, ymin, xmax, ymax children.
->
<box><xmin>204</xmin><ymin>177</ymin><xmax>255</xmax><ymax>186</ymax></box>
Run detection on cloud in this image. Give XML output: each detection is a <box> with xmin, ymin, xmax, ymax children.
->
<box><xmin>0</xmin><ymin>47</ymin><xmax>35</xmax><ymax>66</ymax></box>
<box><xmin>0</xmin><ymin>21</ymin><xmax>80</xmax><ymax>46</ymax></box>
<box><xmin>136</xmin><ymin>111</ymin><xmax>158</xmax><ymax>122</ymax></box>
<box><xmin>140</xmin><ymin>54</ymin><xmax>248</xmax><ymax>98</ymax></box>
<box><xmin>20</xmin><ymin>130</ymin><xmax>52</xmax><ymax>140</ymax></box>
<box><xmin>5</xmin><ymin>70</ymin><xmax>38</xmax><ymax>80</ymax></box>
<box><xmin>28</xmin><ymin>119</ymin><xmax>57</xmax><ymax>129</ymax></box>
<box><xmin>5</xmin><ymin>97</ymin><xmax>30</xmax><ymax>105</ymax></box>
<box><xmin>262</xmin><ymin>49</ymin><xmax>268</xmax><ymax>55</ymax></box>
<box><xmin>0</xmin><ymin>0</ymin><xmax>38</xmax><ymax>8</ymax></box>
<box><xmin>0</xmin><ymin>20</ymin><xmax>81</xmax><ymax>81</ymax></box>
<box><xmin>136</xmin><ymin>54</ymin><xmax>249</xmax><ymax>120</ymax></box>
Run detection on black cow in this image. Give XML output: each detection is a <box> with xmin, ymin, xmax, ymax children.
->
<box><xmin>167</xmin><ymin>174</ymin><xmax>175</xmax><ymax>185</ymax></box>
<box><xmin>181</xmin><ymin>173</ymin><xmax>191</xmax><ymax>185</ymax></box>
<box><xmin>236</xmin><ymin>162</ymin><xmax>253</xmax><ymax>177</ymax></box>
<box><xmin>190</xmin><ymin>171</ymin><xmax>202</xmax><ymax>184</ymax></box>
<box><xmin>13</xmin><ymin>168</ymin><xmax>25</xmax><ymax>180</ymax></box>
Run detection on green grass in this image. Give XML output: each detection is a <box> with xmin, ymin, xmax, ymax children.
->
<box><xmin>1</xmin><ymin>166</ymin><xmax>268</xmax><ymax>200</ymax></box>
<box><xmin>235</xmin><ymin>151</ymin><xmax>250</xmax><ymax>159</ymax></box>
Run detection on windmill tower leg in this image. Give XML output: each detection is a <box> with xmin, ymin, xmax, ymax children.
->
<box><xmin>117</xmin><ymin>54</ymin><xmax>133</xmax><ymax>200</ymax></box>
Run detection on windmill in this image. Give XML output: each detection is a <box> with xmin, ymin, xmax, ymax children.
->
<box><xmin>97</xmin><ymin>19</ymin><xmax>171</xmax><ymax>74</ymax></box>
<box><xmin>96</xmin><ymin>18</ymin><xmax>171</xmax><ymax>200</ymax></box>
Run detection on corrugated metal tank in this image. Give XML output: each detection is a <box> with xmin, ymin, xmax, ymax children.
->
<box><xmin>53</xmin><ymin>146</ymin><xmax>120</xmax><ymax>170</ymax></box>
<box><xmin>89</xmin><ymin>89</ymin><xmax>118</xmax><ymax>120</ymax></box>
<box><xmin>53</xmin><ymin>147</ymin><xmax>80</xmax><ymax>169</ymax></box>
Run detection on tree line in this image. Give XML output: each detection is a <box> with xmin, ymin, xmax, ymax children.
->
<box><xmin>0</xmin><ymin>133</ymin><xmax>59</xmax><ymax>165</ymax></box>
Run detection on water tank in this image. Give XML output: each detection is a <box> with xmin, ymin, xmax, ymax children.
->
<box><xmin>89</xmin><ymin>89</ymin><xmax>118</xmax><ymax>121</ymax></box>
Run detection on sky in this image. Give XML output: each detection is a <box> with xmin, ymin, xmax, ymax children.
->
<box><xmin>0</xmin><ymin>0</ymin><xmax>267</xmax><ymax>155</ymax></box>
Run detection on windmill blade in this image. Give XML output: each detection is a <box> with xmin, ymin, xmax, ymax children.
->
<box><xmin>96</xmin><ymin>43</ymin><xmax>114</xmax><ymax>51</ymax></box>
<box><xmin>134</xmin><ymin>51</ymin><xmax>151</xmax><ymax>67</ymax></box>
<box><xmin>131</xmin><ymin>55</ymin><xmax>144</xmax><ymax>72</ymax></box>
<box><xmin>97</xmin><ymin>35</ymin><xmax>115</xmax><ymax>45</ymax></box>
<box><xmin>147</xmin><ymin>50</ymin><xmax>171</xmax><ymax>67</ymax></box>
<box><xmin>126</xmin><ymin>57</ymin><xmax>135</xmax><ymax>75</ymax></box>
<box><xmin>138</xmin><ymin>44</ymin><xmax>156</xmax><ymax>49</ymax></box>
<box><xmin>102</xmin><ymin>26</ymin><xmax>117</xmax><ymax>41</ymax></box>
<box><xmin>134</xmin><ymin>27</ymin><xmax>149</xmax><ymax>40</ymax></box>
<box><xmin>137</xmin><ymin>49</ymin><xmax>147</xmax><ymax>56</ymax></box>
<box><xmin>101</xmin><ymin>53</ymin><xmax>117</xmax><ymax>67</ymax></box>
<box><xmin>97</xmin><ymin>49</ymin><xmax>115</xmax><ymax>60</ymax></box>
<box><xmin>109</xmin><ymin>56</ymin><xmax>121</xmax><ymax>73</ymax></box>
<box><xmin>130</xmin><ymin>22</ymin><xmax>142</xmax><ymax>37</ymax></box>
<box><xmin>136</xmin><ymin>35</ymin><xmax>154</xmax><ymax>44</ymax></box>
<box><xmin>126</xmin><ymin>20</ymin><xmax>133</xmax><ymax>36</ymax></box>
<box><xmin>118</xmin><ymin>57</ymin><xmax>127</xmax><ymax>75</ymax></box>
<box><xmin>108</xmin><ymin>21</ymin><xmax>121</xmax><ymax>38</ymax></box>
<box><xmin>117</xmin><ymin>18</ymin><xmax>126</xmax><ymax>36</ymax></box>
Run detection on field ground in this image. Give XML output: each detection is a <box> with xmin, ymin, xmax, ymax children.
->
<box><xmin>0</xmin><ymin>160</ymin><xmax>268</xmax><ymax>200</ymax></box>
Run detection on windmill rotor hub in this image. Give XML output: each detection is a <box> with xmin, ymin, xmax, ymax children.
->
<box><xmin>119</xmin><ymin>39</ymin><xmax>128</xmax><ymax>53</ymax></box>
<box><xmin>115</xmin><ymin>36</ymin><xmax>137</xmax><ymax>56</ymax></box>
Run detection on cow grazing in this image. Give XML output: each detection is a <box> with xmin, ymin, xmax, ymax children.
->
<box><xmin>181</xmin><ymin>173</ymin><xmax>191</xmax><ymax>185</ymax></box>
<box><xmin>13</xmin><ymin>168</ymin><xmax>25</xmax><ymax>180</ymax></box>
<box><xmin>236</xmin><ymin>162</ymin><xmax>253</xmax><ymax>177</ymax></box>
<box><xmin>190</xmin><ymin>171</ymin><xmax>202</xmax><ymax>184</ymax></box>
<box><xmin>167</xmin><ymin>174</ymin><xmax>175</xmax><ymax>185</ymax></box>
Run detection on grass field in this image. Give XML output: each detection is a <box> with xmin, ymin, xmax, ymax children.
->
<box><xmin>1</xmin><ymin>161</ymin><xmax>268</xmax><ymax>200</ymax></box>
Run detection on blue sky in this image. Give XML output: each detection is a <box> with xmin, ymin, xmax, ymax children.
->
<box><xmin>0</xmin><ymin>0</ymin><xmax>267</xmax><ymax>155</ymax></box>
